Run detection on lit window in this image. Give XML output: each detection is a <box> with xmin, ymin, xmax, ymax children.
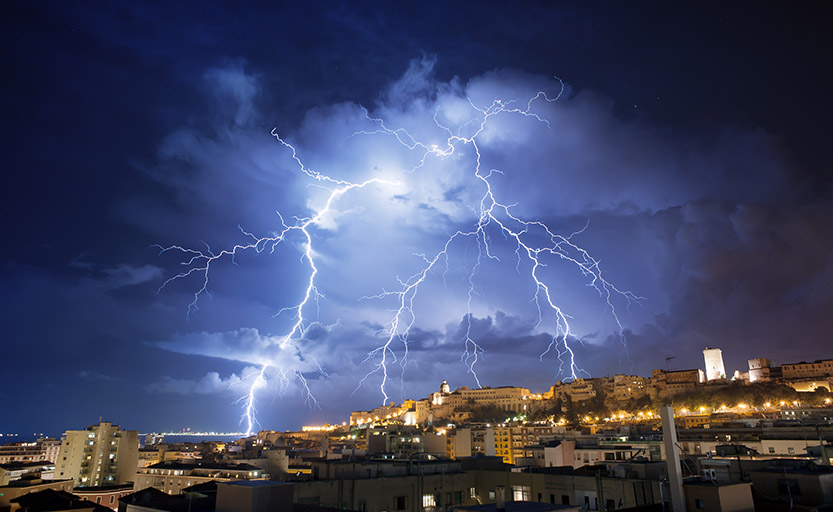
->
<box><xmin>422</xmin><ymin>494</ymin><xmax>436</xmax><ymax>508</ymax></box>
<box><xmin>512</xmin><ymin>485</ymin><xmax>530</xmax><ymax>501</ymax></box>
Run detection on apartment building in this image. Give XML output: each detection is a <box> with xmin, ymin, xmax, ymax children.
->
<box><xmin>54</xmin><ymin>421</ymin><xmax>138</xmax><ymax>487</ymax></box>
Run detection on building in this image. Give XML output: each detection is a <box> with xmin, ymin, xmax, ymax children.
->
<box><xmin>748</xmin><ymin>464</ymin><xmax>833</xmax><ymax>509</ymax></box>
<box><xmin>0</xmin><ymin>477</ymin><xmax>75</xmax><ymax>510</ymax></box>
<box><xmin>650</xmin><ymin>369</ymin><xmax>704</xmax><ymax>399</ymax></box>
<box><xmin>703</xmin><ymin>347</ymin><xmax>727</xmax><ymax>381</ymax></box>
<box><xmin>781</xmin><ymin>360</ymin><xmax>833</xmax><ymax>380</ymax></box>
<box><xmin>683</xmin><ymin>481</ymin><xmax>754</xmax><ymax>512</ymax></box>
<box><xmin>0</xmin><ymin>438</ymin><xmax>61</xmax><ymax>464</ymax></box>
<box><xmin>134</xmin><ymin>462</ymin><xmax>267</xmax><ymax>494</ymax></box>
<box><xmin>366</xmin><ymin>428</ymin><xmax>446</xmax><ymax>458</ymax></box>
<box><xmin>8</xmin><ymin>488</ymin><xmax>110</xmax><ymax>512</ymax></box>
<box><xmin>72</xmin><ymin>484</ymin><xmax>135</xmax><ymax>511</ymax></box>
<box><xmin>350</xmin><ymin>401</ymin><xmax>415</xmax><ymax>426</ymax></box>
<box><xmin>0</xmin><ymin>462</ymin><xmax>55</xmax><ymax>485</ymax></box>
<box><xmin>747</xmin><ymin>358</ymin><xmax>772</xmax><ymax>383</ymax></box>
<box><xmin>525</xmin><ymin>441</ymin><xmax>575</xmax><ymax>468</ymax></box>
<box><xmin>54</xmin><ymin>421</ymin><xmax>139</xmax><ymax>487</ymax></box>
<box><xmin>611</xmin><ymin>375</ymin><xmax>648</xmax><ymax>402</ymax></box>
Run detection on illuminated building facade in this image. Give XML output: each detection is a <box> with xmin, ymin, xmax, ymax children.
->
<box><xmin>54</xmin><ymin>421</ymin><xmax>139</xmax><ymax>487</ymax></box>
<box><xmin>748</xmin><ymin>358</ymin><xmax>773</xmax><ymax>383</ymax></box>
<box><xmin>612</xmin><ymin>374</ymin><xmax>648</xmax><ymax>401</ymax></box>
<box><xmin>0</xmin><ymin>438</ymin><xmax>61</xmax><ymax>464</ymax></box>
<box><xmin>781</xmin><ymin>359</ymin><xmax>833</xmax><ymax>380</ymax></box>
<box><xmin>703</xmin><ymin>347</ymin><xmax>727</xmax><ymax>381</ymax></box>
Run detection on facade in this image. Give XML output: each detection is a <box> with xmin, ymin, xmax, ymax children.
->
<box><xmin>494</xmin><ymin>426</ymin><xmax>561</xmax><ymax>465</ymax></box>
<box><xmin>781</xmin><ymin>359</ymin><xmax>833</xmax><ymax>380</ymax></box>
<box><xmin>0</xmin><ymin>479</ymin><xmax>75</xmax><ymax>511</ymax></box>
<box><xmin>215</xmin><ymin>481</ymin><xmax>293</xmax><ymax>512</ymax></box>
<box><xmin>612</xmin><ymin>375</ymin><xmax>648</xmax><ymax>402</ymax></box>
<box><xmin>134</xmin><ymin>462</ymin><xmax>266</xmax><ymax>494</ymax></box>
<box><xmin>748</xmin><ymin>465</ymin><xmax>833</xmax><ymax>509</ymax></box>
<box><xmin>650</xmin><ymin>368</ymin><xmax>705</xmax><ymax>398</ymax></box>
<box><xmin>54</xmin><ymin>421</ymin><xmax>139</xmax><ymax>487</ymax></box>
<box><xmin>350</xmin><ymin>400</ymin><xmax>415</xmax><ymax>426</ymax></box>
<box><xmin>366</xmin><ymin>429</ymin><xmax>446</xmax><ymax>458</ymax></box>
<box><xmin>747</xmin><ymin>358</ymin><xmax>772</xmax><ymax>383</ymax></box>
<box><xmin>525</xmin><ymin>441</ymin><xmax>575</xmax><ymax>468</ymax></box>
<box><xmin>0</xmin><ymin>461</ymin><xmax>55</xmax><ymax>485</ymax></box>
<box><xmin>73</xmin><ymin>483</ymin><xmax>135</xmax><ymax>511</ymax></box>
<box><xmin>683</xmin><ymin>481</ymin><xmax>754</xmax><ymax>512</ymax></box>
<box><xmin>703</xmin><ymin>347</ymin><xmax>727</xmax><ymax>381</ymax></box>
<box><xmin>294</xmin><ymin>464</ymin><xmax>470</xmax><ymax>512</ymax></box>
<box><xmin>468</xmin><ymin>469</ymin><xmax>662</xmax><ymax>511</ymax></box>
<box><xmin>0</xmin><ymin>438</ymin><xmax>61</xmax><ymax>464</ymax></box>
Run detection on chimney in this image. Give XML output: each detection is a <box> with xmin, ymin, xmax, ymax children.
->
<box><xmin>495</xmin><ymin>485</ymin><xmax>506</xmax><ymax>512</ymax></box>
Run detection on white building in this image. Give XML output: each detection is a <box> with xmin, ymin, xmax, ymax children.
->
<box><xmin>54</xmin><ymin>421</ymin><xmax>139</xmax><ymax>487</ymax></box>
<box><xmin>703</xmin><ymin>347</ymin><xmax>726</xmax><ymax>381</ymax></box>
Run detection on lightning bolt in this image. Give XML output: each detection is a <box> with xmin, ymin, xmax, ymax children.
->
<box><xmin>354</xmin><ymin>79</ymin><xmax>642</xmax><ymax>402</ymax></box>
<box><xmin>155</xmin><ymin>135</ymin><xmax>393</xmax><ymax>434</ymax></box>
<box><xmin>156</xmin><ymin>77</ymin><xmax>642</xmax><ymax>429</ymax></box>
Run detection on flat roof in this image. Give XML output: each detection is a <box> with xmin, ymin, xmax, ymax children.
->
<box><xmin>218</xmin><ymin>480</ymin><xmax>292</xmax><ymax>487</ymax></box>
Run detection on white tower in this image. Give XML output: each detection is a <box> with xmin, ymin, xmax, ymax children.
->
<box><xmin>703</xmin><ymin>347</ymin><xmax>726</xmax><ymax>381</ymax></box>
<box><xmin>440</xmin><ymin>380</ymin><xmax>450</xmax><ymax>394</ymax></box>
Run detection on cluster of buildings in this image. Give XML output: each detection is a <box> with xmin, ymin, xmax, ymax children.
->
<box><xmin>347</xmin><ymin>349</ymin><xmax>833</xmax><ymax>430</ymax></box>
<box><xmin>2</xmin><ymin>348</ymin><xmax>833</xmax><ymax>512</ymax></box>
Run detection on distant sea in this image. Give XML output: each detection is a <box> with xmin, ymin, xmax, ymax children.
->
<box><xmin>145</xmin><ymin>434</ymin><xmax>247</xmax><ymax>445</ymax></box>
<box><xmin>0</xmin><ymin>433</ymin><xmax>247</xmax><ymax>446</ymax></box>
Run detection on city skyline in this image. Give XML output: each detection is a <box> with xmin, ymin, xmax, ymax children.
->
<box><xmin>2</xmin><ymin>2</ymin><xmax>832</xmax><ymax>435</ymax></box>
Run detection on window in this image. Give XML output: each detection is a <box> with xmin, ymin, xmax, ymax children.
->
<box><xmin>768</xmin><ymin>447</ymin><xmax>775</xmax><ymax>454</ymax></box>
<box><xmin>695</xmin><ymin>498</ymin><xmax>705</xmax><ymax>509</ymax></box>
<box><xmin>489</xmin><ymin>491</ymin><xmax>495</xmax><ymax>500</ymax></box>
<box><xmin>788</xmin><ymin>447</ymin><xmax>795</xmax><ymax>455</ymax></box>
<box><xmin>469</xmin><ymin>487</ymin><xmax>476</xmax><ymax>499</ymax></box>
<box><xmin>423</xmin><ymin>493</ymin><xmax>436</xmax><ymax>509</ymax></box>
<box><xmin>512</xmin><ymin>485</ymin><xmax>530</xmax><ymax>501</ymax></box>
<box><xmin>394</xmin><ymin>496</ymin><xmax>408</xmax><ymax>510</ymax></box>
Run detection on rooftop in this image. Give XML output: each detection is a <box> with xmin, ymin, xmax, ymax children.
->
<box><xmin>457</xmin><ymin>502</ymin><xmax>579</xmax><ymax>512</ymax></box>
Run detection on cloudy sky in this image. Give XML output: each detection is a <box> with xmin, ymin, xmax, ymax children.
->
<box><xmin>2</xmin><ymin>2</ymin><xmax>831</xmax><ymax>435</ymax></box>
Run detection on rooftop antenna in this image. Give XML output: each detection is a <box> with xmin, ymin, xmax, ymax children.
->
<box><xmin>666</xmin><ymin>356</ymin><xmax>676</xmax><ymax>371</ymax></box>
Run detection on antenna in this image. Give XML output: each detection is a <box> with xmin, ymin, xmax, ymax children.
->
<box><xmin>666</xmin><ymin>356</ymin><xmax>676</xmax><ymax>371</ymax></box>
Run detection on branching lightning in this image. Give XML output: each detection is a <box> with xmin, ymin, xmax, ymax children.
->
<box><xmin>353</xmin><ymin>81</ymin><xmax>642</xmax><ymax>403</ymax></box>
<box><xmin>156</xmin><ymin>79</ymin><xmax>642</xmax><ymax>432</ymax></box>
<box><xmin>155</xmin><ymin>138</ymin><xmax>392</xmax><ymax>434</ymax></box>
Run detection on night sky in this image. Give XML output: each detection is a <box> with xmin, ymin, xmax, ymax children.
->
<box><xmin>2</xmin><ymin>2</ymin><xmax>832</xmax><ymax>435</ymax></box>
